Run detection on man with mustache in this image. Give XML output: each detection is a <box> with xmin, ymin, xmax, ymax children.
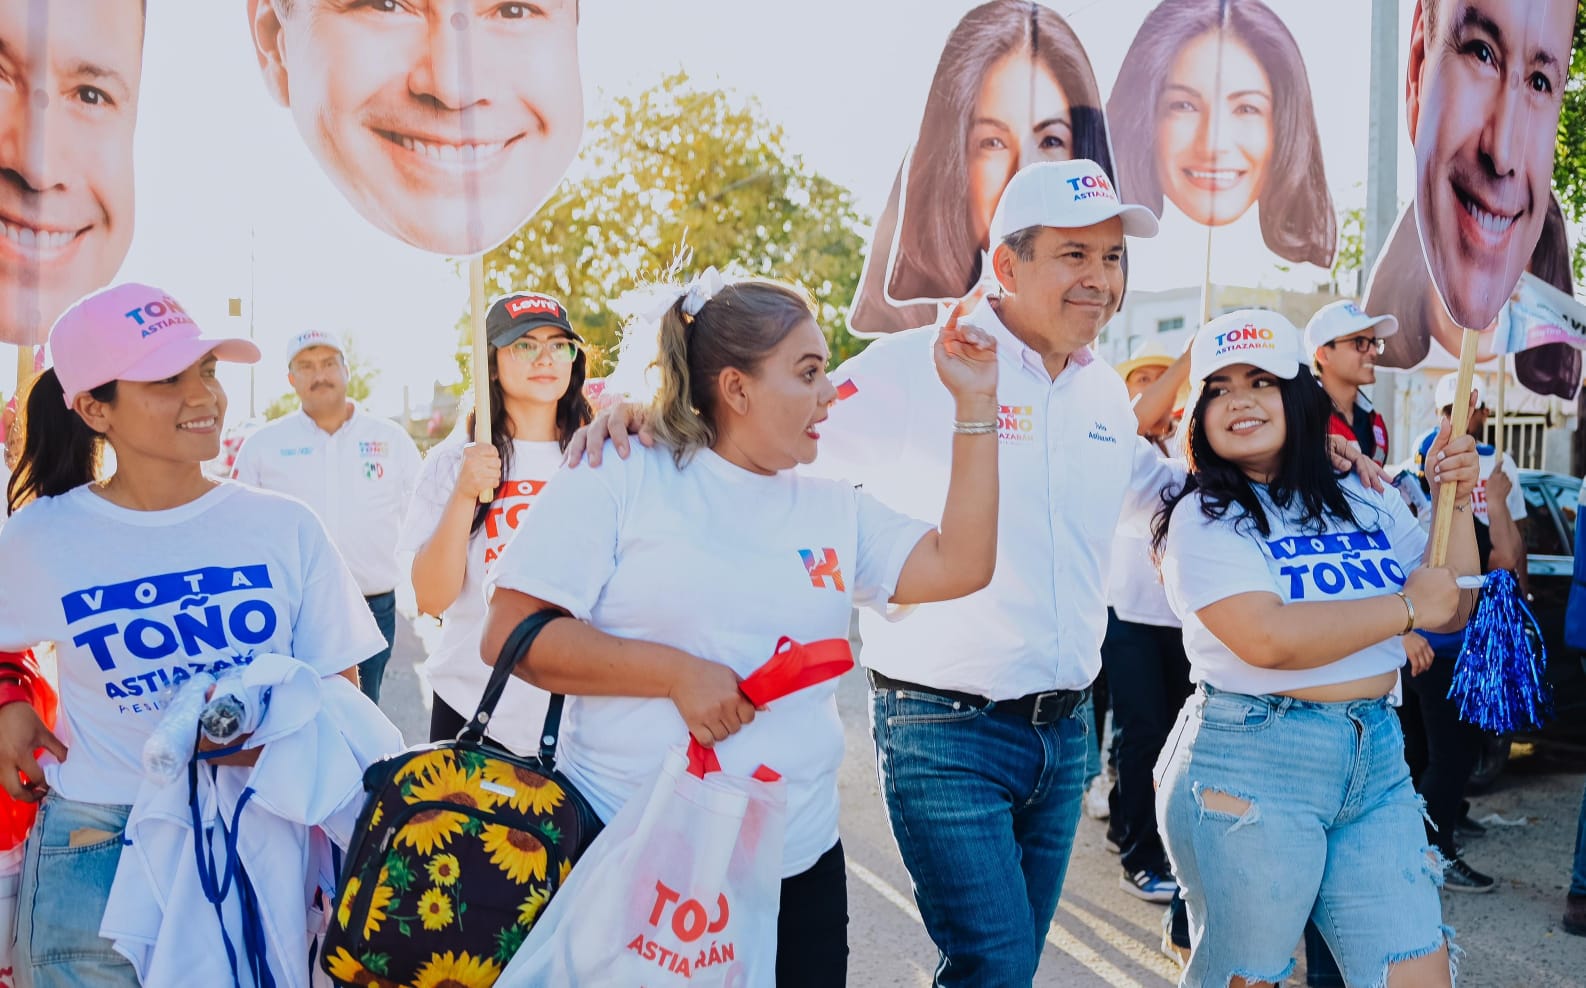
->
<box><xmin>230</xmin><ymin>331</ymin><xmax>420</xmax><ymax>703</ymax></box>
<box><xmin>246</xmin><ymin>0</ymin><xmax>583</xmax><ymax>256</ymax></box>
<box><xmin>0</xmin><ymin>0</ymin><xmax>143</xmax><ymax>346</ymax></box>
<box><xmin>1406</xmin><ymin>0</ymin><xmax>1576</xmax><ymax>331</ymax></box>
<box><xmin>577</xmin><ymin>159</ymin><xmax>1170</xmax><ymax>984</ymax></box>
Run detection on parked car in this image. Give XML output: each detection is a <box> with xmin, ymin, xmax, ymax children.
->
<box><xmin>1467</xmin><ymin>470</ymin><xmax>1586</xmax><ymax>787</ymax></box>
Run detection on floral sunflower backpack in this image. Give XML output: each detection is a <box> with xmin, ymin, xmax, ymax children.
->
<box><xmin>321</xmin><ymin>611</ymin><xmax>600</xmax><ymax>987</ymax></box>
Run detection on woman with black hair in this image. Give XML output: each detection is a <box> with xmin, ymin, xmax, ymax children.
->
<box><xmin>848</xmin><ymin>0</ymin><xmax>1114</xmax><ymax>335</ymax></box>
<box><xmin>1108</xmin><ymin>0</ymin><xmax>1336</xmax><ymax>270</ymax></box>
<box><xmin>404</xmin><ymin>291</ymin><xmax>593</xmax><ymax>750</ymax></box>
<box><xmin>1150</xmin><ymin>309</ymin><xmax>1479</xmax><ymax>987</ymax></box>
<box><xmin>0</xmin><ymin>283</ymin><xmax>385</xmax><ymax>986</ymax></box>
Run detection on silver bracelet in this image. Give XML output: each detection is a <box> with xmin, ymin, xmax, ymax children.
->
<box><xmin>953</xmin><ymin>420</ymin><xmax>998</xmax><ymax>435</ymax></box>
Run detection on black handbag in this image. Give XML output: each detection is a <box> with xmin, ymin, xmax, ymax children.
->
<box><xmin>320</xmin><ymin>610</ymin><xmax>600</xmax><ymax>987</ymax></box>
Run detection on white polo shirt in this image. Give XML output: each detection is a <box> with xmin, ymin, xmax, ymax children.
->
<box><xmin>814</xmin><ymin>299</ymin><xmax>1180</xmax><ymax>697</ymax></box>
<box><xmin>231</xmin><ymin>405</ymin><xmax>421</xmax><ymax>596</ymax></box>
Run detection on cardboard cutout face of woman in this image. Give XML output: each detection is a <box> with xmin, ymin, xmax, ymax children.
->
<box><xmin>0</xmin><ymin>0</ymin><xmax>143</xmax><ymax>346</ymax></box>
<box><xmin>247</xmin><ymin>0</ymin><xmax>584</xmax><ymax>257</ymax></box>
<box><xmin>1405</xmin><ymin>0</ymin><xmax>1576</xmax><ymax>332</ymax></box>
<box><xmin>1106</xmin><ymin>0</ymin><xmax>1335</xmax><ymax>268</ymax></box>
<box><xmin>846</xmin><ymin>0</ymin><xmax>1113</xmax><ymax>337</ymax></box>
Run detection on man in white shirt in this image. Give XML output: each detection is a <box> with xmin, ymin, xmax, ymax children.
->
<box><xmin>231</xmin><ymin>330</ymin><xmax>421</xmax><ymax>703</ymax></box>
<box><xmin>810</xmin><ymin>160</ymin><xmax>1170</xmax><ymax>985</ymax></box>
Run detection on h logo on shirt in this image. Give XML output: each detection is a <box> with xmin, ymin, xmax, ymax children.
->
<box><xmin>799</xmin><ymin>548</ymin><xmax>845</xmax><ymax>592</ymax></box>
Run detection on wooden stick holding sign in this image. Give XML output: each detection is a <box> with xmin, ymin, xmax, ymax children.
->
<box><xmin>469</xmin><ymin>257</ymin><xmax>492</xmax><ymax>505</ymax></box>
<box><xmin>1428</xmin><ymin>329</ymin><xmax>1480</xmax><ymax>567</ymax></box>
<box><xmin>1493</xmin><ymin>365</ymin><xmax>1506</xmax><ymax>465</ymax></box>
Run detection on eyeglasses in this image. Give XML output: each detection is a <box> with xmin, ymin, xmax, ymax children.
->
<box><xmin>1326</xmin><ymin>336</ymin><xmax>1386</xmax><ymax>356</ymax></box>
<box><xmin>502</xmin><ymin>338</ymin><xmax>584</xmax><ymax>363</ymax></box>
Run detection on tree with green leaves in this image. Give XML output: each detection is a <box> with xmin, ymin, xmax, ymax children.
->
<box><xmin>263</xmin><ymin>336</ymin><xmax>377</xmax><ymax>421</ymax></box>
<box><xmin>459</xmin><ymin>71</ymin><xmax>871</xmax><ymax>392</ymax></box>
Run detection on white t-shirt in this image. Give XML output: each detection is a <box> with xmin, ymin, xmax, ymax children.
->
<box><xmin>231</xmin><ymin>407</ymin><xmax>421</xmax><ymax>595</ymax></box>
<box><xmin>813</xmin><ymin>299</ymin><xmax>1180</xmax><ymax>695</ymax></box>
<box><xmin>1162</xmin><ymin>475</ymin><xmax>1427</xmax><ymax>695</ymax></box>
<box><xmin>489</xmin><ymin>443</ymin><xmax>931</xmax><ymax>877</ymax></box>
<box><xmin>1108</xmin><ymin>437</ymin><xmax>1181</xmax><ymax>628</ymax></box>
<box><xmin>399</xmin><ymin>436</ymin><xmax>563</xmax><ymax>753</ymax></box>
<box><xmin>0</xmin><ymin>483</ymin><xmax>384</xmax><ymax>804</ymax></box>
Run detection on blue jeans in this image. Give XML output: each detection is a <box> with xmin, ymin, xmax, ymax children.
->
<box><xmin>1157</xmin><ymin>686</ymin><xmax>1451</xmax><ymax>987</ymax></box>
<box><xmin>15</xmin><ymin>794</ymin><xmax>136</xmax><ymax>988</ymax></box>
<box><xmin>359</xmin><ymin>591</ymin><xmax>397</xmax><ymax>704</ymax></box>
<box><xmin>871</xmin><ymin>686</ymin><xmax>1088</xmax><ymax>987</ymax></box>
<box><xmin>1571</xmin><ymin>778</ymin><xmax>1586</xmax><ymax>896</ymax></box>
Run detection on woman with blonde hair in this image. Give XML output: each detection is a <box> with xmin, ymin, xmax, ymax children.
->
<box><xmin>482</xmin><ymin>274</ymin><xmax>1001</xmax><ymax>983</ymax></box>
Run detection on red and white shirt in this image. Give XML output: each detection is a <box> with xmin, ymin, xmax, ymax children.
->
<box><xmin>399</xmin><ymin>436</ymin><xmax>563</xmax><ymax>752</ymax></box>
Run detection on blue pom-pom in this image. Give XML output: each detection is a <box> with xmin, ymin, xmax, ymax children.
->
<box><xmin>1448</xmin><ymin>569</ymin><xmax>1552</xmax><ymax>733</ymax></box>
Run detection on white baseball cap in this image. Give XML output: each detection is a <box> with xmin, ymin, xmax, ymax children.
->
<box><xmin>1190</xmin><ymin>309</ymin><xmax>1304</xmax><ymax>387</ymax></box>
<box><xmin>988</xmin><ymin>159</ymin><xmax>1159</xmax><ymax>245</ymax></box>
<box><xmin>1434</xmin><ymin>372</ymin><xmax>1487</xmax><ymax>412</ymax></box>
<box><xmin>1303</xmin><ymin>299</ymin><xmax>1399</xmax><ymax>354</ymax></box>
<box><xmin>286</xmin><ymin>329</ymin><xmax>345</xmax><ymax>366</ymax></box>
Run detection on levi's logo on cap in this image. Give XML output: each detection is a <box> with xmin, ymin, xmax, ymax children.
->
<box><xmin>1067</xmin><ymin>171</ymin><xmax>1117</xmax><ymax>203</ymax></box>
<box><xmin>1213</xmin><ymin>322</ymin><xmax>1280</xmax><ymax>357</ymax></box>
<box><xmin>122</xmin><ymin>294</ymin><xmax>193</xmax><ymax>339</ymax></box>
<box><xmin>505</xmin><ymin>294</ymin><xmax>562</xmax><ymax>319</ymax></box>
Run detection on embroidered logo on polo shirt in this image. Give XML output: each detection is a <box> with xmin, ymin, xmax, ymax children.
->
<box><xmin>278</xmin><ymin>446</ymin><xmax>313</xmax><ymax>457</ymax></box>
<box><xmin>798</xmin><ymin>548</ymin><xmax>845</xmax><ymax>591</ymax></box>
<box><xmin>362</xmin><ymin>461</ymin><xmax>384</xmax><ymax>480</ymax></box>
<box><xmin>1087</xmin><ymin>421</ymin><xmax>1117</xmax><ymax>444</ymax></box>
<box><xmin>359</xmin><ymin>440</ymin><xmax>388</xmax><ymax>458</ymax></box>
<box><xmin>998</xmin><ymin>404</ymin><xmax>1034</xmax><ymax>444</ymax></box>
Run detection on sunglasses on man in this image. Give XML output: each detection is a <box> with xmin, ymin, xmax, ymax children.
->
<box><xmin>1325</xmin><ymin>335</ymin><xmax>1386</xmax><ymax>356</ymax></box>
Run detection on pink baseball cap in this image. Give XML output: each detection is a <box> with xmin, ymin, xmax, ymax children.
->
<box><xmin>50</xmin><ymin>283</ymin><xmax>260</xmax><ymax>407</ymax></box>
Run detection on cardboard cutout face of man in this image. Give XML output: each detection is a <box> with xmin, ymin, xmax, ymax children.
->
<box><xmin>248</xmin><ymin>0</ymin><xmax>583</xmax><ymax>257</ymax></box>
<box><xmin>0</xmin><ymin>0</ymin><xmax>142</xmax><ymax>346</ymax></box>
<box><xmin>1406</xmin><ymin>0</ymin><xmax>1576</xmax><ymax>331</ymax></box>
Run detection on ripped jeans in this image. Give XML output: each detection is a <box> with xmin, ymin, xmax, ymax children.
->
<box><xmin>1156</xmin><ymin>686</ymin><xmax>1453</xmax><ymax>987</ymax></box>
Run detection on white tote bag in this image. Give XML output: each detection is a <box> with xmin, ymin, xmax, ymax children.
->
<box><xmin>497</xmin><ymin>742</ymin><xmax>786</xmax><ymax>987</ymax></box>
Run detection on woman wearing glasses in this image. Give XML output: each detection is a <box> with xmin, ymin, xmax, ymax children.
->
<box><xmin>403</xmin><ymin>291</ymin><xmax>593</xmax><ymax>748</ymax></box>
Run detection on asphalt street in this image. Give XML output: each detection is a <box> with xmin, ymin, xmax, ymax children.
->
<box><xmin>378</xmin><ymin>610</ymin><xmax>1586</xmax><ymax>987</ymax></box>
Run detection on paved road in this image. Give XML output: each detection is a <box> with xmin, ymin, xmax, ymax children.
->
<box><xmin>379</xmin><ymin>611</ymin><xmax>1586</xmax><ymax>987</ymax></box>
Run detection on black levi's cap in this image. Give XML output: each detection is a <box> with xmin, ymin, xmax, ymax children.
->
<box><xmin>485</xmin><ymin>292</ymin><xmax>581</xmax><ymax>348</ymax></box>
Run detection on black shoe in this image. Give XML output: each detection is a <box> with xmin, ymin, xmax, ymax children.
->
<box><xmin>1564</xmin><ymin>894</ymin><xmax>1586</xmax><ymax>936</ymax></box>
<box><xmin>1443</xmin><ymin>855</ymin><xmax>1496</xmax><ymax>893</ymax></box>
<box><xmin>1455</xmin><ymin>813</ymin><xmax>1487</xmax><ymax>838</ymax></box>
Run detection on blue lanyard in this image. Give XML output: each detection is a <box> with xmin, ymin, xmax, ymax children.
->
<box><xmin>188</xmin><ymin>761</ymin><xmax>276</xmax><ymax>988</ymax></box>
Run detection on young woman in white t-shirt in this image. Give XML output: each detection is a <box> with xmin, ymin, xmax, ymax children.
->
<box><xmin>1149</xmin><ymin>310</ymin><xmax>1480</xmax><ymax>988</ymax></box>
<box><xmin>404</xmin><ymin>291</ymin><xmax>592</xmax><ymax>750</ymax></box>
<box><xmin>0</xmin><ymin>283</ymin><xmax>385</xmax><ymax>987</ymax></box>
<box><xmin>482</xmin><ymin>277</ymin><xmax>1000</xmax><ymax>985</ymax></box>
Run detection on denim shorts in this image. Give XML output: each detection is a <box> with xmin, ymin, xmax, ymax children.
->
<box><xmin>14</xmin><ymin>794</ymin><xmax>137</xmax><ymax>988</ymax></box>
<box><xmin>1155</xmin><ymin>686</ymin><xmax>1454</xmax><ymax>987</ymax></box>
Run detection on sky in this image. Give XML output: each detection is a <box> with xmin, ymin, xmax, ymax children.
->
<box><xmin>4</xmin><ymin>0</ymin><xmax>1428</xmax><ymax>420</ymax></box>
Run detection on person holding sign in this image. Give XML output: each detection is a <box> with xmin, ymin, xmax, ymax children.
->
<box><xmin>1151</xmin><ymin>309</ymin><xmax>1480</xmax><ymax>987</ymax></box>
<box><xmin>481</xmin><ymin>277</ymin><xmax>999</xmax><ymax>985</ymax></box>
<box><xmin>0</xmin><ymin>283</ymin><xmax>386</xmax><ymax>987</ymax></box>
<box><xmin>404</xmin><ymin>291</ymin><xmax>591</xmax><ymax>752</ymax></box>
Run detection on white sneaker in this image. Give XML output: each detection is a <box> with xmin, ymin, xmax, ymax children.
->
<box><xmin>1083</xmin><ymin>773</ymin><xmax>1111</xmax><ymax>820</ymax></box>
